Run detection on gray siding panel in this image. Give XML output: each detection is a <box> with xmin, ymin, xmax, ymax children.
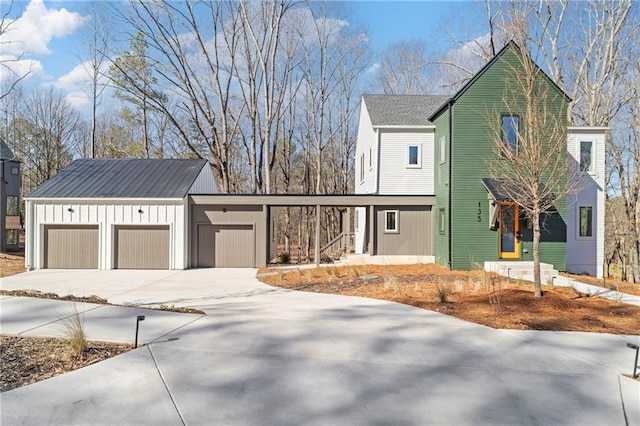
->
<box><xmin>115</xmin><ymin>225</ymin><xmax>170</xmax><ymax>269</ymax></box>
<box><xmin>44</xmin><ymin>225</ymin><xmax>99</xmax><ymax>269</ymax></box>
<box><xmin>375</xmin><ymin>206</ymin><xmax>432</xmax><ymax>255</ymax></box>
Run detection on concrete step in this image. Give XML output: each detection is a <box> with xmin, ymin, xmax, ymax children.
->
<box><xmin>484</xmin><ymin>261</ymin><xmax>559</xmax><ymax>283</ymax></box>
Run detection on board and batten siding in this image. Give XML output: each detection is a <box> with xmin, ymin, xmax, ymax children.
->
<box><xmin>377</xmin><ymin>129</ymin><xmax>435</xmax><ymax>195</ymax></box>
<box><xmin>25</xmin><ymin>199</ymin><xmax>186</xmax><ymax>270</ymax></box>
<box><xmin>566</xmin><ymin>127</ymin><xmax>606</xmax><ymax>277</ymax></box>
<box><xmin>374</xmin><ymin>206</ymin><xmax>432</xmax><ymax>256</ymax></box>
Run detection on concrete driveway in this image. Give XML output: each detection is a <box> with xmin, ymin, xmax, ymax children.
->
<box><xmin>1</xmin><ymin>269</ymin><xmax>639</xmax><ymax>425</ymax></box>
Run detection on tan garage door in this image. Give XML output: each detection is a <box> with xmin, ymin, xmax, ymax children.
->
<box><xmin>198</xmin><ymin>224</ymin><xmax>254</xmax><ymax>268</ymax></box>
<box><xmin>115</xmin><ymin>225</ymin><xmax>170</xmax><ymax>269</ymax></box>
<box><xmin>44</xmin><ymin>225</ymin><xmax>99</xmax><ymax>269</ymax></box>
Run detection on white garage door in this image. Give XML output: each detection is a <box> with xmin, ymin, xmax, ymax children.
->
<box><xmin>114</xmin><ymin>225</ymin><xmax>170</xmax><ymax>269</ymax></box>
<box><xmin>44</xmin><ymin>225</ymin><xmax>99</xmax><ymax>269</ymax></box>
<box><xmin>198</xmin><ymin>224</ymin><xmax>255</xmax><ymax>268</ymax></box>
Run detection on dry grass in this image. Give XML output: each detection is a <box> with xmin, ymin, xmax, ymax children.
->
<box><xmin>0</xmin><ymin>252</ymin><xmax>26</xmax><ymax>278</ymax></box>
<box><xmin>259</xmin><ymin>263</ymin><xmax>640</xmax><ymax>335</ymax></box>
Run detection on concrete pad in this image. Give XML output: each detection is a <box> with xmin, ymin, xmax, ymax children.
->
<box><xmin>0</xmin><ymin>296</ymin><xmax>206</xmax><ymax>344</ymax></box>
<box><xmin>0</xmin><ymin>346</ymin><xmax>184</xmax><ymax>426</ymax></box>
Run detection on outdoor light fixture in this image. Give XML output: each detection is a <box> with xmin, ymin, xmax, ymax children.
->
<box><xmin>67</xmin><ymin>207</ymin><xmax>74</xmax><ymax>213</ymax></box>
<box><xmin>138</xmin><ymin>208</ymin><xmax>144</xmax><ymax>214</ymax></box>
<box><xmin>135</xmin><ymin>315</ymin><xmax>146</xmax><ymax>348</ymax></box>
<box><xmin>627</xmin><ymin>343</ymin><xmax>639</xmax><ymax>379</ymax></box>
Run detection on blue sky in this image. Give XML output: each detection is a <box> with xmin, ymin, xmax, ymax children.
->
<box><xmin>1</xmin><ymin>0</ymin><xmax>474</xmax><ymax>109</ymax></box>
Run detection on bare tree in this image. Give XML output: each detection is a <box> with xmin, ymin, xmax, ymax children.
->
<box><xmin>0</xmin><ymin>1</ymin><xmax>31</xmax><ymax>100</ymax></box>
<box><xmin>378</xmin><ymin>40</ymin><xmax>431</xmax><ymax>95</ymax></box>
<box><xmin>485</xmin><ymin>43</ymin><xmax>576</xmax><ymax>297</ymax></box>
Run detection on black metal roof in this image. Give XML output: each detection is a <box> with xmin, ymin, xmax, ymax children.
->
<box><xmin>28</xmin><ymin>158</ymin><xmax>208</xmax><ymax>198</ymax></box>
<box><xmin>363</xmin><ymin>94</ymin><xmax>449</xmax><ymax>127</ymax></box>
<box><xmin>0</xmin><ymin>138</ymin><xmax>16</xmax><ymax>161</ymax></box>
<box><xmin>481</xmin><ymin>177</ymin><xmax>556</xmax><ymax>204</ymax></box>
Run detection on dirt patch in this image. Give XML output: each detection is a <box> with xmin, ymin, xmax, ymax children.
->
<box><xmin>0</xmin><ymin>335</ymin><xmax>131</xmax><ymax>392</ymax></box>
<box><xmin>0</xmin><ymin>252</ymin><xmax>26</xmax><ymax>278</ymax></box>
<box><xmin>259</xmin><ymin>264</ymin><xmax>640</xmax><ymax>335</ymax></box>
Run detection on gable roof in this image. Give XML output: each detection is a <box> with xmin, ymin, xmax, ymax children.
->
<box><xmin>363</xmin><ymin>94</ymin><xmax>449</xmax><ymax>127</ymax></box>
<box><xmin>0</xmin><ymin>138</ymin><xmax>16</xmax><ymax>161</ymax></box>
<box><xmin>428</xmin><ymin>41</ymin><xmax>571</xmax><ymax>121</ymax></box>
<box><xmin>28</xmin><ymin>158</ymin><xmax>209</xmax><ymax>199</ymax></box>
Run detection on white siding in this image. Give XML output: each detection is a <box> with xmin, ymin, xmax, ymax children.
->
<box><xmin>26</xmin><ymin>199</ymin><xmax>186</xmax><ymax>270</ymax></box>
<box><xmin>355</xmin><ymin>99</ymin><xmax>378</xmax><ymax>195</ymax></box>
<box><xmin>378</xmin><ymin>129</ymin><xmax>435</xmax><ymax>195</ymax></box>
<box><xmin>566</xmin><ymin>127</ymin><xmax>606</xmax><ymax>278</ymax></box>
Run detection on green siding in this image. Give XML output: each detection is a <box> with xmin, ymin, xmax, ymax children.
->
<box><xmin>442</xmin><ymin>45</ymin><xmax>568</xmax><ymax>271</ymax></box>
<box><xmin>433</xmin><ymin>109</ymin><xmax>450</xmax><ymax>267</ymax></box>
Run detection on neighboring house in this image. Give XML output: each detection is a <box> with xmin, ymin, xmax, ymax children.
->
<box><xmin>0</xmin><ymin>138</ymin><xmax>21</xmax><ymax>252</ymax></box>
<box><xmin>25</xmin><ymin>159</ymin><xmax>218</xmax><ymax>269</ymax></box>
<box><xmin>355</xmin><ymin>42</ymin><xmax>606</xmax><ymax>277</ymax></box>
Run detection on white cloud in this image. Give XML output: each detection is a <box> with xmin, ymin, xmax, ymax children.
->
<box><xmin>366</xmin><ymin>63</ymin><xmax>381</xmax><ymax>74</ymax></box>
<box><xmin>0</xmin><ymin>0</ymin><xmax>87</xmax><ymax>56</ymax></box>
<box><xmin>0</xmin><ymin>55</ymin><xmax>44</xmax><ymax>81</ymax></box>
<box><xmin>64</xmin><ymin>91</ymin><xmax>89</xmax><ymax>109</ymax></box>
<box><xmin>52</xmin><ymin>60</ymin><xmax>110</xmax><ymax>90</ymax></box>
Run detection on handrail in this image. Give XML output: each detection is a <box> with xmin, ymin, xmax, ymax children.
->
<box><xmin>320</xmin><ymin>232</ymin><xmax>354</xmax><ymax>260</ymax></box>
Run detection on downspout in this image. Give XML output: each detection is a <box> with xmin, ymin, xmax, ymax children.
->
<box><xmin>448</xmin><ymin>100</ymin><xmax>454</xmax><ymax>269</ymax></box>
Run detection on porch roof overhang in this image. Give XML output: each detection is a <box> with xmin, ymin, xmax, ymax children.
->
<box><xmin>190</xmin><ymin>194</ymin><xmax>436</xmax><ymax>207</ymax></box>
<box><xmin>481</xmin><ymin>178</ymin><xmax>556</xmax><ymax>204</ymax></box>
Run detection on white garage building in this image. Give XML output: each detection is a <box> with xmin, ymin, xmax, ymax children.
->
<box><xmin>25</xmin><ymin>159</ymin><xmax>217</xmax><ymax>270</ymax></box>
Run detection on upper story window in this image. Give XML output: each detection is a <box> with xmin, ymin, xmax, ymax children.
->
<box><xmin>384</xmin><ymin>210</ymin><xmax>399</xmax><ymax>233</ymax></box>
<box><xmin>369</xmin><ymin>148</ymin><xmax>372</xmax><ymax>169</ymax></box>
<box><xmin>359</xmin><ymin>153</ymin><xmax>365</xmax><ymax>182</ymax></box>
<box><xmin>439</xmin><ymin>136</ymin><xmax>446</xmax><ymax>164</ymax></box>
<box><xmin>406</xmin><ymin>145</ymin><xmax>421</xmax><ymax>168</ymax></box>
<box><xmin>439</xmin><ymin>208</ymin><xmax>446</xmax><ymax>234</ymax></box>
<box><xmin>501</xmin><ymin>114</ymin><xmax>519</xmax><ymax>156</ymax></box>
<box><xmin>580</xmin><ymin>141</ymin><xmax>593</xmax><ymax>173</ymax></box>
<box><xmin>579</xmin><ymin>206</ymin><xmax>593</xmax><ymax>237</ymax></box>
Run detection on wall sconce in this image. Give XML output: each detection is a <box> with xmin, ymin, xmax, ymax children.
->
<box><xmin>222</xmin><ymin>207</ymin><xmax>227</xmax><ymax>213</ymax></box>
<box><xmin>67</xmin><ymin>207</ymin><xmax>74</xmax><ymax>213</ymax></box>
<box><xmin>138</xmin><ymin>209</ymin><xmax>144</xmax><ymax>214</ymax></box>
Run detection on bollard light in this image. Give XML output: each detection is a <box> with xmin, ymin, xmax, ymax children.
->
<box><xmin>627</xmin><ymin>343</ymin><xmax>639</xmax><ymax>379</ymax></box>
<box><xmin>135</xmin><ymin>315</ymin><xmax>146</xmax><ymax>348</ymax></box>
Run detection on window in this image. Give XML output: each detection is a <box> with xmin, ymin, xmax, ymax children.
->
<box><xmin>580</xmin><ymin>141</ymin><xmax>593</xmax><ymax>172</ymax></box>
<box><xmin>439</xmin><ymin>136</ymin><xmax>446</xmax><ymax>164</ymax></box>
<box><xmin>439</xmin><ymin>208</ymin><xmax>445</xmax><ymax>234</ymax></box>
<box><xmin>501</xmin><ymin>114</ymin><xmax>519</xmax><ymax>155</ymax></box>
<box><xmin>11</xmin><ymin>166</ymin><xmax>18</xmax><ymax>175</ymax></box>
<box><xmin>6</xmin><ymin>196</ymin><xmax>18</xmax><ymax>216</ymax></box>
<box><xmin>579</xmin><ymin>206</ymin><xmax>593</xmax><ymax>237</ymax></box>
<box><xmin>369</xmin><ymin>148</ymin><xmax>372</xmax><ymax>169</ymax></box>
<box><xmin>384</xmin><ymin>210</ymin><xmax>399</xmax><ymax>233</ymax></box>
<box><xmin>359</xmin><ymin>153</ymin><xmax>365</xmax><ymax>182</ymax></box>
<box><xmin>407</xmin><ymin>145</ymin><xmax>421</xmax><ymax>168</ymax></box>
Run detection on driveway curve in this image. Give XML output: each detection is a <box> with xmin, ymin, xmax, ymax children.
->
<box><xmin>1</xmin><ymin>268</ymin><xmax>638</xmax><ymax>425</ymax></box>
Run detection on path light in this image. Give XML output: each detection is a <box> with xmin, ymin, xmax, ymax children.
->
<box><xmin>135</xmin><ymin>315</ymin><xmax>146</xmax><ymax>348</ymax></box>
<box><xmin>627</xmin><ymin>343</ymin><xmax>639</xmax><ymax>378</ymax></box>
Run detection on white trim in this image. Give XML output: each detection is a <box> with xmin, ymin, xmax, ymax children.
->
<box><xmin>25</xmin><ymin>197</ymin><xmax>184</xmax><ymax>203</ymax></box>
<box><xmin>373</xmin><ymin>125</ymin><xmax>436</xmax><ymax>130</ymax></box>
<box><xmin>383</xmin><ymin>210</ymin><xmax>399</xmax><ymax>233</ymax></box>
<box><xmin>577</xmin><ymin>205</ymin><xmax>594</xmax><ymax>240</ymax></box>
<box><xmin>568</xmin><ymin>126</ymin><xmax>610</xmax><ymax>131</ymax></box>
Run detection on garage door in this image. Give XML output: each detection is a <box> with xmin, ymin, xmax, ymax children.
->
<box><xmin>198</xmin><ymin>224</ymin><xmax>255</xmax><ymax>268</ymax></box>
<box><xmin>44</xmin><ymin>225</ymin><xmax>99</xmax><ymax>269</ymax></box>
<box><xmin>114</xmin><ymin>225</ymin><xmax>170</xmax><ymax>269</ymax></box>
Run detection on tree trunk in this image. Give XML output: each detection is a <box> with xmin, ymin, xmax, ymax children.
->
<box><xmin>533</xmin><ymin>209</ymin><xmax>542</xmax><ymax>297</ymax></box>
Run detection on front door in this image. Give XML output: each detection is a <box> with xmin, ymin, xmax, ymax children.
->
<box><xmin>499</xmin><ymin>202</ymin><xmax>520</xmax><ymax>259</ymax></box>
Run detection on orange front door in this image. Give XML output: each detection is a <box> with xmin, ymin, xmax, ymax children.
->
<box><xmin>499</xmin><ymin>202</ymin><xmax>520</xmax><ymax>259</ymax></box>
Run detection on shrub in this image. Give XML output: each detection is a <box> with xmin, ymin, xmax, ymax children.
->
<box><xmin>61</xmin><ymin>304</ymin><xmax>87</xmax><ymax>355</ymax></box>
<box><xmin>436</xmin><ymin>283</ymin><xmax>452</xmax><ymax>303</ymax></box>
<box><xmin>279</xmin><ymin>251</ymin><xmax>291</xmax><ymax>264</ymax></box>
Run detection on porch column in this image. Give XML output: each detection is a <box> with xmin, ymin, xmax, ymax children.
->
<box><xmin>315</xmin><ymin>204</ymin><xmax>321</xmax><ymax>266</ymax></box>
<box><xmin>368</xmin><ymin>204</ymin><xmax>375</xmax><ymax>255</ymax></box>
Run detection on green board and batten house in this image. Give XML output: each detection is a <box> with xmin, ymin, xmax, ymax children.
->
<box><xmin>430</xmin><ymin>41</ymin><xmax>570</xmax><ymax>271</ymax></box>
